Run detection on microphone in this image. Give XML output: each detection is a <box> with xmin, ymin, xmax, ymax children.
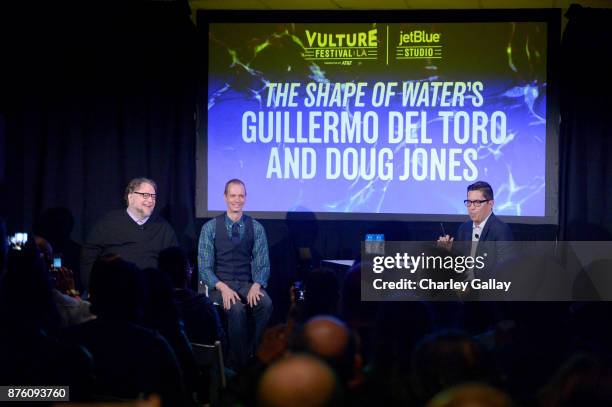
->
<box><xmin>475</xmin><ymin>233</ymin><xmax>479</xmax><ymax>239</ymax></box>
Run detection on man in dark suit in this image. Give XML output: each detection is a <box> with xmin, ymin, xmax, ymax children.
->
<box><xmin>438</xmin><ymin>181</ymin><xmax>514</xmax><ymax>278</ymax></box>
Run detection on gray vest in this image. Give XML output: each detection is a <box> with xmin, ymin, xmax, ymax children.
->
<box><xmin>214</xmin><ymin>214</ymin><xmax>254</xmax><ymax>283</ymax></box>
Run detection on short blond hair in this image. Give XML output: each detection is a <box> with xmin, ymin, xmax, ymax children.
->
<box><xmin>224</xmin><ymin>179</ymin><xmax>246</xmax><ymax>195</ymax></box>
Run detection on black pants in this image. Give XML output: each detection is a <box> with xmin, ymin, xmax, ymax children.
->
<box><xmin>209</xmin><ymin>281</ymin><xmax>273</xmax><ymax>368</ymax></box>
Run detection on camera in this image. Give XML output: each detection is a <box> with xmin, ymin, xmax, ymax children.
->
<box><xmin>8</xmin><ymin>232</ymin><xmax>28</xmax><ymax>250</ymax></box>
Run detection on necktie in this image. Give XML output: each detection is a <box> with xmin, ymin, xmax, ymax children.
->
<box><xmin>231</xmin><ymin>223</ymin><xmax>241</xmax><ymax>245</ymax></box>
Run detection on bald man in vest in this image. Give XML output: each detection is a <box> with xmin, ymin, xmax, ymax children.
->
<box><xmin>198</xmin><ymin>179</ymin><xmax>273</xmax><ymax>368</ymax></box>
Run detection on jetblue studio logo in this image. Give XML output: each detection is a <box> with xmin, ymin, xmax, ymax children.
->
<box><xmin>396</xmin><ymin>29</ymin><xmax>443</xmax><ymax>60</ymax></box>
<box><xmin>302</xmin><ymin>28</ymin><xmax>379</xmax><ymax>65</ymax></box>
<box><xmin>398</xmin><ymin>30</ymin><xmax>441</xmax><ymax>45</ymax></box>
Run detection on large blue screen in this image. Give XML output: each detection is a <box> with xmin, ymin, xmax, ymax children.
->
<box><xmin>198</xmin><ymin>11</ymin><xmax>559</xmax><ymax>221</ymax></box>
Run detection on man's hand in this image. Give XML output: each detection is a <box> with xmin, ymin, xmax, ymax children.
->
<box><xmin>247</xmin><ymin>282</ymin><xmax>265</xmax><ymax>307</ymax></box>
<box><xmin>437</xmin><ymin>234</ymin><xmax>454</xmax><ymax>251</ymax></box>
<box><xmin>216</xmin><ymin>282</ymin><xmax>240</xmax><ymax>310</ymax></box>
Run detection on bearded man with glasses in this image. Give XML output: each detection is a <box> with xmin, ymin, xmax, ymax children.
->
<box><xmin>80</xmin><ymin>177</ymin><xmax>178</xmax><ymax>291</ymax></box>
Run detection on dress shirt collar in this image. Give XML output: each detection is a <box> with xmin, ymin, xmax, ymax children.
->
<box><xmin>126</xmin><ymin>208</ymin><xmax>150</xmax><ymax>225</ymax></box>
<box><xmin>472</xmin><ymin>212</ymin><xmax>492</xmax><ymax>240</ymax></box>
<box><xmin>225</xmin><ymin>213</ymin><xmax>244</xmax><ymax>227</ymax></box>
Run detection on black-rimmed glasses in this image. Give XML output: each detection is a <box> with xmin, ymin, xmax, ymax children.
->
<box><xmin>464</xmin><ymin>199</ymin><xmax>489</xmax><ymax>207</ymax></box>
<box><xmin>133</xmin><ymin>191</ymin><xmax>157</xmax><ymax>200</ymax></box>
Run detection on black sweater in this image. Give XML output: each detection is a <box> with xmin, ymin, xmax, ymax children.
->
<box><xmin>80</xmin><ymin>209</ymin><xmax>178</xmax><ymax>289</ymax></box>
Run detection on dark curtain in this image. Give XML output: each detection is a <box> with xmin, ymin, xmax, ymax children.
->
<box><xmin>1</xmin><ymin>2</ymin><xmax>199</xmax><ymax>250</ymax></box>
<box><xmin>559</xmin><ymin>4</ymin><xmax>612</xmax><ymax>240</ymax></box>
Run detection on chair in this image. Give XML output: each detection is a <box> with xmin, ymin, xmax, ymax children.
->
<box><xmin>198</xmin><ymin>280</ymin><xmax>209</xmax><ymax>297</ymax></box>
<box><xmin>191</xmin><ymin>340</ymin><xmax>226</xmax><ymax>406</ymax></box>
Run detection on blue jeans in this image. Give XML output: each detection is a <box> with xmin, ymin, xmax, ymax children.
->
<box><xmin>209</xmin><ymin>281</ymin><xmax>273</xmax><ymax>368</ymax></box>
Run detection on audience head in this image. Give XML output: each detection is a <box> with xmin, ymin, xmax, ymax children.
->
<box><xmin>411</xmin><ymin>330</ymin><xmax>495</xmax><ymax>403</ymax></box>
<box><xmin>258</xmin><ymin>354</ymin><xmax>339</xmax><ymax>407</ymax></box>
<box><xmin>158</xmin><ymin>246</ymin><xmax>192</xmax><ymax>289</ymax></box>
<box><xmin>89</xmin><ymin>255</ymin><xmax>146</xmax><ymax>322</ymax></box>
<box><xmin>293</xmin><ymin>315</ymin><xmax>359</xmax><ymax>384</ymax></box>
<box><xmin>539</xmin><ymin>352</ymin><xmax>612</xmax><ymax>407</ymax></box>
<box><xmin>427</xmin><ymin>383</ymin><xmax>514</xmax><ymax>407</ymax></box>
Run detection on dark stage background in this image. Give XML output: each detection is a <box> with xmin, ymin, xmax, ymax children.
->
<box><xmin>1</xmin><ymin>4</ymin><xmax>611</xmax><ymax>319</ymax></box>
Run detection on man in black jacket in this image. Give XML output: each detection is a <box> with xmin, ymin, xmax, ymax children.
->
<box><xmin>438</xmin><ymin>180</ymin><xmax>514</xmax><ymax>279</ymax></box>
<box><xmin>80</xmin><ymin>177</ymin><xmax>178</xmax><ymax>290</ymax></box>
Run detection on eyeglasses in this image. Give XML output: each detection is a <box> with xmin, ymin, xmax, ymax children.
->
<box><xmin>464</xmin><ymin>199</ymin><xmax>490</xmax><ymax>207</ymax></box>
<box><xmin>132</xmin><ymin>191</ymin><xmax>157</xmax><ymax>200</ymax></box>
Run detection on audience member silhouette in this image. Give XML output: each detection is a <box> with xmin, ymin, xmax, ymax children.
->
<box><xmin>0</xmin><ymin>241</ymin><xmax>94</xmax><ymax>400</ymax></box>
<box><xmin>35</xmin><ymin>235</ymin><xmax>94</xmax><ymax>327</ymax></box>
<box><xmin>34</xmin><ymin>207</ymin><xmax>82</xmax><ymax>290</ymax></box>
<box><xmin>220</xmin><ymin>323</ymin><xmax>291</xmax><ymax>407</ymax></box>
<box><xmin>290</xmin><ymin>268</ymin><xmax>340</xmax><ymax>324</ymax></box>
<box><xmin>158</xmin><ymin>246</ymin><xmax>225</xmax><ymax>346</ymax></box>
<box><xmin>361</xmin><ymin>302</ymin><xmax>435</xmax><ymax>406</ymax></box>
<box><xmin>492</xmin><ymin>302</ymin><xmax>570</xmax><ymax>405</ymax></box>
<box><xmin>286</xmin><ymin>210</ymin><xmax>321</xmax><ymax>282</ymax></box>
<box><xmin>539</xmin><ymin>352</ymin><xmax>612</xmax><ymax>407</ymax></box>
<box><xmin>427</xmin><ymin>383</ymin><xmax>514</xmax><ymax>407</ymax></box>
<box><xmin>61</xmin><ymin>256</ymin><xmax>188</xmax><ymax>405</ymax></box>
<box><xmin>142</xmin><ymin>267</ymin><xmax>200</xmax><ymax>404</ymax></box>
<box><xmin>410</xmin><ymin>330</ymin><xmax>497</xmax><ymax>404</ymax></box>
<box><xmin>292</xmin><ymin>316</ymin><xmax>361</xmax><ymax>387</ymax></box>
<box><xmin>257</xmin><ymin>354</ymin><xmax>340</xmax><ymax>407</ymax></box>
<box><xmin>340</xmin><ymin>261</ymin><xmax>378</xmax><ymax>329</ymax></box>
<box><xmin>568</xmin><ymin>302</ymin><xmax>612</xmax><ymax>354</ymax></box>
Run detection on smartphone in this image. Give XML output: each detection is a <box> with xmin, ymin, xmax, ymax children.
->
<box><xmin>53</xmin><ymin>256</ymin><xmax>62</xmax><ymax>269</ymax></box>
<box><xmin>8</xmin><ymin>232</ymin><xmax>28</xmax><ymax>250</ymax></box>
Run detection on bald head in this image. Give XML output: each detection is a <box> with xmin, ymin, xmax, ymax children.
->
<box><xmin>303</xmin><ymin>316</ymin><xmax>350</xmax><ymax>358</ymax></box>
<box><xmin>296</xmin><ymin>315</ymin><xmax>360</xmax><ymax>384</ymax></box>
<box><xmin>258</xmin><ymin>354</ymin><xmax>338</xmax><ymax>407</ymax></box>
<box><xmin>427</xmin><ymin>383</ymin><xmax>512</xmax><ymax>407</ymax></box>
